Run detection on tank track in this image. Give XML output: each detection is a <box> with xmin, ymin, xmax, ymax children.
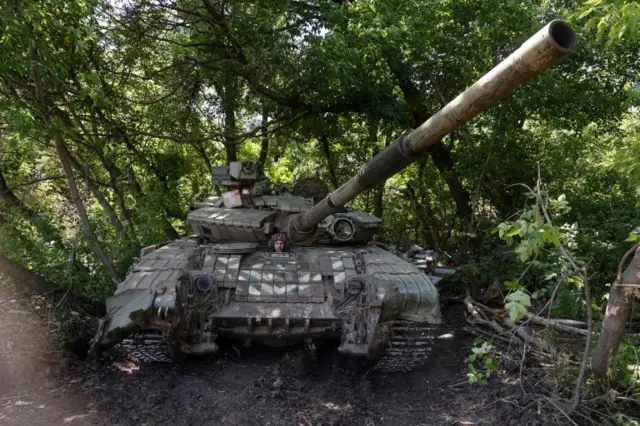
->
<box><xmin>372</xmin><ymin>319</ymin><xmax>435</xmax><ymax>373</ymax></box>
<box><xmin>113</xmin><ymin>332</ymin><xmax>174</xmax><ymax>363</ymax></box>
<box><xmin>110</xmin><ymin>320</ymin><xmax>436</xmax><ymax>373</ymax></box>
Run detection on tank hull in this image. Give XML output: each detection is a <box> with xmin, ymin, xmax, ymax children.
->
<box><xmin>91</xmin><ymin>238</ymin><xmax>441</xmax><ymax>372</ymax></box>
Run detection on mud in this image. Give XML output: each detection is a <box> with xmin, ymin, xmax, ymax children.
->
<box><xmin>1</xmin><ymin>286</ymin><xmax>576</xmax><ymax>426</ymax></box>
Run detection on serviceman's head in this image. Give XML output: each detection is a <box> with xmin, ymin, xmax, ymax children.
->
<box><xmin>269</xmin><ymin>232</ymin><xmax>289</xmax><ymax>252</ymax></box>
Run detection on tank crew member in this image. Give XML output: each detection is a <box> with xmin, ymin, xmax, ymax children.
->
<box><xmin>269</xmin><ymin>232</ymin><xmax>289</xmax><ymax>253</ymax></box>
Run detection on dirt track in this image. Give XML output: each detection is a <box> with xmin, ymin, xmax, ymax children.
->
<box><xmin>1</xmin><ymin>288</ymin><xmax>567</xmax><ymax>426</ymax></box>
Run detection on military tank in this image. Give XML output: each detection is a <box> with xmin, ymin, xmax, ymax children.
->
<box><xmin>89</xmin><ymin>20</ymin><xmax>577</xmax><ymax>372</ymax></box>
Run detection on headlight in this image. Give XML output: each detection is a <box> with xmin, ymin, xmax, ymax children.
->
<box><xmin>195</xmin><ymin>275</ymin><xmax>214</xmax><ymax>292</ymax></box>
<box><xmin>331</xmin><ymin>218</ymin><xmax>355</xmax><ymax>241</ymax></box>
<box><xmin>346</xmin><ymin>278</ymin><xmax>364</xmax><ymax>295</ymax></box>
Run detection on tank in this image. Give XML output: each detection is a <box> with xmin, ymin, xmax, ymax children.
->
<box><xmin>89</xmin><ymin>20</ymin><xmax>576</xmax><ymax>372</ymax></box>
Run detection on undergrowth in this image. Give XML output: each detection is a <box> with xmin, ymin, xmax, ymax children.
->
<box><xmin>462</xmin><ymin>182</ymin><xmax>640</xmax><ymax>424</ymax></box>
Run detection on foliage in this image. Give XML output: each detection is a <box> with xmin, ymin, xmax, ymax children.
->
<box><xmin>492</xmin><ymin>186</ymin><xmax>594</xmax><ymax>319</ymax></box>
<box><xmin>466</xmin><ymin>339</ymin><xmax>500</xmax><ymax>385</ymax></box>
<box><xmin>606</xmin><ymin>412</ymin><xmax>640</xmax><ymax>426</ymax></box>
<box><xmin>575</xmin><ymin>0</ymin><xmax>640</xmax><ymax>44</ymax></box>
<box><xmin>609</xmin><ymin>335</ymin><xmax>640</xmax><ymax>391</ymax></box>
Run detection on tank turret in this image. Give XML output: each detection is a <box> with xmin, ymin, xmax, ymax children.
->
<box><xmin>186</xmin><ymin>160</ymin><xmax>383</xmax><ymax>245</ymax></box>
<box><xmin>90</xmin><ymin>20</ymin><xmax>576</xmax><ymax>373</ymax></box>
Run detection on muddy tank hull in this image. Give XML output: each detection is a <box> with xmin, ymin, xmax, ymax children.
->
<box><xmin>91</xmin><ymin>238</ymin><xmax>441</xmax><ymax>372</ymax></box>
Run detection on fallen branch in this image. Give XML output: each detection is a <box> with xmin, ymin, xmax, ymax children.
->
<box><xmin>465</xmin><ymin>295</ymin><xmax>555</xmax><ymax>354</ymax></box>
<box><xmin>549</xmin><ymin>319</ymin><xmax>589</xmax><ymax>328</ymax></box>
<box><xmin>464</xmin><ymin>296</ymin><xmax>505</xmax><ymax>335</ymax></box>
<box><xmin>508</xmin><ymin>323</ymin><xmax>555</xmax><ymax>354</ymax></box>
<box><xmin>525</xmin><ymin>313</ymin><xmax>589</xmax><ymax>336</ymax></box>
<box><xmin>462</xmin><ymin>324</ymin><xmax>521</xmax><ymax>346</ymax></box>
<box><xmin>464</xmin><ymin>293</ymin><xmax>598</xmax><ymax>357</ymax></box>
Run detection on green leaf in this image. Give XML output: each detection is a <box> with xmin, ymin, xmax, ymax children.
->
<box><xmin>531</xmin><ymin>289</ymin><xmax>545</xmax><ymax>299</ymax></box>
<box><xmin>504</xmin><ymin>290</ymin><xmax>531</xmax><ymax>324</ymax></box>
<box><xmin>578</xmin><ymin>7</ymin><xmax>594</xmax><ymax>18</ymax></box>
<box><xmin>467</xmin><ymin>372</ymin><xmax>478</xmax><ymax>384</ymax></box>
<box><xmin>514</xmin><ymin>243</ymin><xmax>531</xmax><ymax>262</ymax></box>
<box><xmin>504</xmin><ymin>281</ymin><xmax>521</xmax><ymax>291</ymax></box>
<box><xmin>505</xmin><ymin>300</ymin><xmax>528</xmax><ymax>324</ymax></box>
<box><xmin>506</xmin><ymin>290</ymin><xmax>531</xmax><ymax>307</ymax></box>
<box><xmin>625</xmin><ymin>234</ymin><xmax>640</xmax><ymax>243</ymax></box>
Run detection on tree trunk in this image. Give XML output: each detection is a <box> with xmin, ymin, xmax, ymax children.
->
<box><xmin>403</xmin><ymin>185</ymin><xmax>439</xmax><ymax>248</ymax></box>
<box><xmin>21</xmin><ymin>10</ymin><xmax>121</xmax><ymax>284</ymax></box>
<box><xmin>592</xmin><ymin>245</ymin><xmax>640</xmax><ymax>377</ymax></box>
<box><xmin>194</xmin><ymin>142</ymin><xmax>222</xmax><ymax>196</ymax></box>
<box><xmin>373</xmin><ymin>186</ymin><xmax>384</xmax><ymax>219</ymax></box>
<box><xmin>123</xmin><ymin>164</ymin><xmax>179</xmax><ymax>240</ymax></box>
<box><xmin>0</xmin><ymin>253</ymin><xmax>105</xmax><ymax>316</ymax></box>
<box><xmin>93</xmin><ymin>108</ymin><xmax>184</xmax><ymax>228</ymax></box>
<box><xmin>368</xmin><ymin>122</ymin><xmax>384</xmax><ymax>218</ymax></box>
<box><xmin>0</xmin><ymin>169</ymin><xmax>25</xmax><ymax>209</ymax></box>
<box><xmin>67</xmin><ymin>110</ymin><xmax>140</xmax><ymax>243</ymax></box>
<box><xmin>101</xmin><ymin>122</ymin><xmax>183</xmax><ymax>231</ymax></box>
<box><xmin>259</xmin><ymin>106</ymin><xmax>269</xmax><ymax>171</ymax></box>
<box><xmin>93</xmin><ymin>149</ymin><xmax>138</xmax><ymax>233</ymax></box>
<box><xmin>320</xmin><ymin>133</ymin><xmax>339</xmax><ymax>189</ymax></box>
<box><xmin>66</xmin><ymin>152</ymin><xmax>127</xmax><ymax>238</ymax></box>
<box><xmin>195</xmin><ymin>142</ymin><xmax>213</xmax><ymax>171</ymax></box>
<box><xmin>220</xmin><ymin>74</ymin><xmax>239</xmax><ymax>163</ymax></box>
<box><xmin>428</xmin><ymin>143</ymin><xmax>473</xmax><ymax>225</ymax></box>
<box><xmin>0</xmin><ymin>253</ymin><xmax>56</xmax><ymax>295</ymax></box>
<box><xmin>126</xmin><ymin>165</ymin><xmax>142</xmax><ymax>196</ymax></box>
<box><xmin>85</xmin><ymin>178</ymin><xmax>126</xmax><ymax>238</ymax></box>
<box><xmin>54</xmin><ymin>135</ymin><xmax>122</xmax><ymax>284</ymax></box>
<box><xmin>385</xmin><ymin>51</ymin><xmax>472</xmax><ymax>226</ymax></box>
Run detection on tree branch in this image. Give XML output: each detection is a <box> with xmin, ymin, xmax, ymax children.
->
<box><xmin>535</xmin><ymin>170</ymin><xmax>592</xmax><ymax>413</ymax></box>
<box><xmin>116</xmin><ymin>112</ymin><xmax>309</xmax><ymax>144</ymax></box>
<box><xmin>0</xmin><ymin>175</ymin><xmax>65</xmax><ymax>195</ymax></box>
<box><xmin>121</xmin><ymin>73</ymin><xmax>193</xmax><ymax>105</ymax></box>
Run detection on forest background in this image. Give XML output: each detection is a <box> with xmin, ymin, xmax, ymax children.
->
<box><xmin>1</xmin><ymin>0</ymin><xmax>640</xmax><ymax>410</ymax></box>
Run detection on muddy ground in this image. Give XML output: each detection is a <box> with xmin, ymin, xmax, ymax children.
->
<box><xmin>0</xmin><ymin>284</ymin><xmax>591</xmax><ymax>426</ymax></box>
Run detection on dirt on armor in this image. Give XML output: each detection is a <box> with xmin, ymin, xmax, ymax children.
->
<box><xmin>1</xmin><ymin>285</ymin><xmax>570</xmax><ymax>426</ymax></box>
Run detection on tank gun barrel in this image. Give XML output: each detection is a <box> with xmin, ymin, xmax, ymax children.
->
<box><xmin>288</xmin><ymin>19</ymin><xmax>576</xmax><ymax>243</ymax></box>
